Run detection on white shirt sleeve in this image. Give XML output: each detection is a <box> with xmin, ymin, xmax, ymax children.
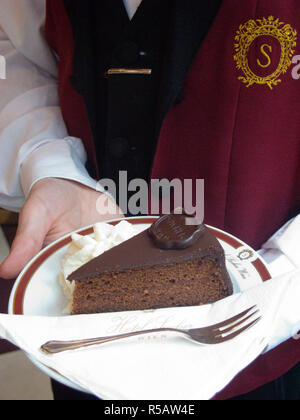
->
<box><xmin>258</xmin><ymin>215</ymin><xmax>300</xmax><ymax>277</ymax></box>
<box><xmin>0</xmin><ymin>0</ymin><xmax>99</xmax><ymax>213</ymax></box>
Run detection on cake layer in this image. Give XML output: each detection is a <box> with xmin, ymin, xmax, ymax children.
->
<box><xmin>68</xmin><ymin>216</ymin><xmax>233</xmax><ymax>315</ymax></box>
<box><xmin>71</xmin><ymin>257</ymin><xmax>232</xmax><ymax>315</ymax></box>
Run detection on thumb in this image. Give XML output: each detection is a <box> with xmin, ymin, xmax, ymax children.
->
<box><xmin>0</xmin><ymin>199</ymin><xmax>49</xmax><ymax>280</ymax></box>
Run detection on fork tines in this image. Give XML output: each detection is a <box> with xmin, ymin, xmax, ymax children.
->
<box><xmin>214</xmin><ymin>305</ymin><xmax>261</xmax><ymax>342</ymax></box>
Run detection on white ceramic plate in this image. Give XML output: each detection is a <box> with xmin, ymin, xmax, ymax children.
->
<box><xmin>8</xmin><ymin>216</ymin><xmax>271</xmax><ymax>394</ymax></box>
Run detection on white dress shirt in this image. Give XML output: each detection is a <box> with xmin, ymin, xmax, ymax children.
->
<box><xmin>123</xmin><ymin>0</ymin><xmax>143</xmax><ymax>20</ymax></box>
<box><xmin>0</xmin><ymin>0</ymin><xmax>142</xmax><ymax>214</ymax></box>
<box><xmin>0</xmin><ymin>0</ymin><xmax>298</xmax><ymax>276</ymax></box>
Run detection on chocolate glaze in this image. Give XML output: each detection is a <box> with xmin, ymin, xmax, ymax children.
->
<box><xmin>68</xmin><ymin>218</ymin><xmax>231</xmax><ymax>292</ymax></box>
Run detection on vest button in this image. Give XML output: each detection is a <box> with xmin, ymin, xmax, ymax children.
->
<box><xmin>114</xmin><ymin>41</ymin><xmax>140</xmax><ymax>65</ymax></box>
<box><xmin>108</xmin><ymin>137</ymin><xmax>130</xmax><ymax>159</ymax></box>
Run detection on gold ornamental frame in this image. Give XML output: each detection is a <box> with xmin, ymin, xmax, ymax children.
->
<box><xmin>234</xmin><ymin>16</ymin><xmax>297</xmax><ymax>89</ymax></box>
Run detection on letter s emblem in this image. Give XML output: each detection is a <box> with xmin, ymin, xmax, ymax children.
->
<box><xmin>257</xmin><ymin>44</ymin><xmax>272</xmax><ymax>68</ymax></box>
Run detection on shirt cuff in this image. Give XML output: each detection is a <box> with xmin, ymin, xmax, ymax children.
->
<box><xmin>261</xmin><ymin>216</ymin><xmax>300</xmax><ymax>268</ymax></box>
<box><xmin>20</xmin><ymin>137</ymin><xmax>100</xmax><ymax>196</ymax></box>
<box><xmin>257</xmin><ymin>249</ymin><xmax>296</xmax><ymax>278</ymax></box>
<box><xmin>258</xmin><ymin>215</ymin><xmax>300</xmax><ymax>276</ymax></box>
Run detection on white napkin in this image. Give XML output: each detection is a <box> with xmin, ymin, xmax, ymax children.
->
<box><xmin>0</xmin><ymin>270</ymin><xmax>300</xmax><ymax>400</ymax></box>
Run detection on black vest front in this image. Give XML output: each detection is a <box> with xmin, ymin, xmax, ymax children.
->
<box><xmin>66</xmin><ymin>0</ymin><xmax>172</xmax><ymax>199</ymax></box>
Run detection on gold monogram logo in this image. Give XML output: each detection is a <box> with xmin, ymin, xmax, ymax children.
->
<box><xmin>234</xmin><ymin>16</ymin><xmax>297</xmax><ymax>89</ymax></box>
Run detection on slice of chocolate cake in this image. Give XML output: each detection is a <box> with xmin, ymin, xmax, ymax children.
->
<box><xmin>68</xmin><ymin>214</ymin><xmax>233</xmax><ymax>315</ymax></box>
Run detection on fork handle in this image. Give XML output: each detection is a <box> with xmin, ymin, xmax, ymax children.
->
<box><xmin>41</xmin><ymin>327</ymin><xmax>184</xmax><ymax>354</ymax></box>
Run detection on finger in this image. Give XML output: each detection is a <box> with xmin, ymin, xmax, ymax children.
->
<box><xmin>0</xmin><ymin>199</ymin><xmax>49</xmax><ymax>280</ymax></box>
<box><xmin>0</xmin><ymin>234</ymin><xmax>43</xmax><ymax>280</ymax></box>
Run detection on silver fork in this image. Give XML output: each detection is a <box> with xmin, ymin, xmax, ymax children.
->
<box><xmin>41</xmin><ymin>305</ymin><xmax>260</xmax><ymax>354</ymax></box>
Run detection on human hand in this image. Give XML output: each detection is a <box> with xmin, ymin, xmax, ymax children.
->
<box><xmin>0</xmin><ymin>178</ymin><xmax>123</xmax><ymax>279</ymax></box>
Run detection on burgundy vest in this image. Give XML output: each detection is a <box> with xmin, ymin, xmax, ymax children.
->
<box><xmin>45</xmin><ymin>0</ymin><xmax>300</xmax><ymax>249</ymax></box>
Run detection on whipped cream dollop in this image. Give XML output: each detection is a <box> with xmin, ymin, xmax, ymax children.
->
<box><xmin>60</xmin><ymin>221</ymin><xmax>148</xmax><ymax>313</ymax></box>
